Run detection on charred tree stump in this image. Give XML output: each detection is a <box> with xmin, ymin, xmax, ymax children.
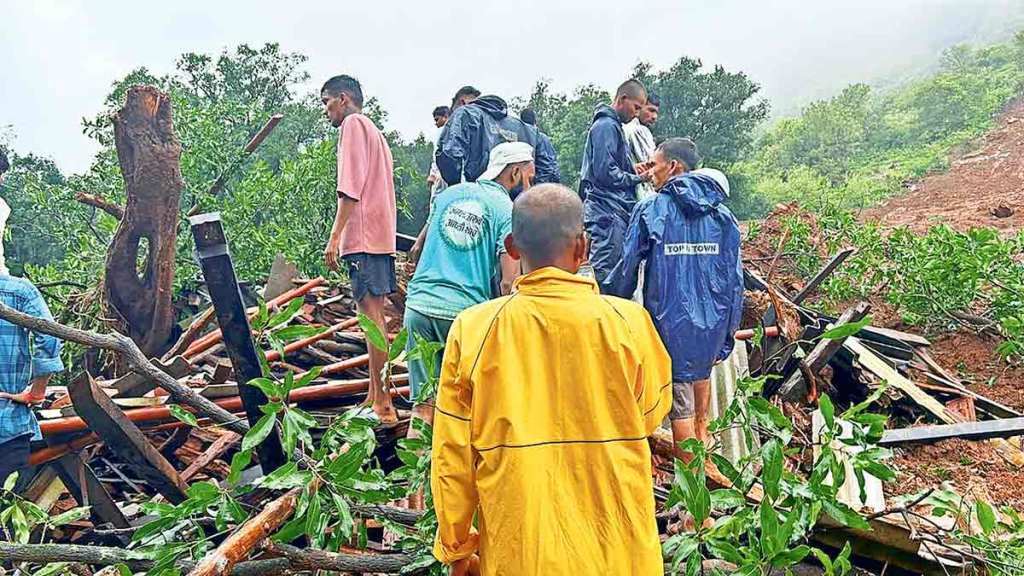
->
<box><xmin>105</xmin><ymin>86</ymin><xmax>183</xmax><ymax>357</ymax></box>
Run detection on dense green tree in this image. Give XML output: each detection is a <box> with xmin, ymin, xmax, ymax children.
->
<box><xmin>633</xmin><ymin>58</ymin><xmax>770</xmax><ymax>165</ymax></box>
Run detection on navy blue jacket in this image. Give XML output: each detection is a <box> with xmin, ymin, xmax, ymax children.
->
<box><xmin>604</xmin><ymin>172</ymin><xmax>744</xmax><ymax>382</ymax></box>
<box><xmin>436</xmin><ymin>95</ymin><xmax>560</xmax><ymax>186</ymax></box>
<box><xmin>579</xmin><ymin>104</ymin><xmax>644</xmax><ymax>222</ymax></box>
<box><xmin>535</xmin><ymin>130</ymin><xmax>561</xmax><ymax>185</ymax></box>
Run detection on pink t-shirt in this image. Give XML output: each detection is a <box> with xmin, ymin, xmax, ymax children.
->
<box><xmin>337</xmin><ymin>113</ymin><xmax>397</xmax><ymax>256</ymax></box>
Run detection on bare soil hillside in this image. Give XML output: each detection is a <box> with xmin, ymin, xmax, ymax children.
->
<box><xmin>863</xmin><ymin>98</ymin><xmax>1024</xmax><ymax>235</ymax></box>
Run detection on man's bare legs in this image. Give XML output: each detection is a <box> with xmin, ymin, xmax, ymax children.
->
<box><xmin>357</xmin><ymin>293</ymin><xmax>397</xmax><ymax>424</ymax></box>
<box><xmin>406</xmin><ymin>403</ymin><xmax>435</xmax><ymax>509</ymax></box>
<box><xmin>670</xmin><ymin>418</ymin><xmax>696</xmax><ymax>462</ymax></box>
<box><xmin>692</xmin><ymin>378</ymin><xmax>711</xmax><ymax>445</ymax></box>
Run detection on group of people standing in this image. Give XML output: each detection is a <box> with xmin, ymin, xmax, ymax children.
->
<box><xmin>321</xmin><ymin>73</ymin><xmax>743</xmax><ymax>575</ymax></box>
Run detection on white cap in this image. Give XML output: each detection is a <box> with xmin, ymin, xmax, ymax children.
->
<box><xmin>479</xmin><ymin>141</ymin><xmax>534</xmax><ymax>181</ymax></box>
<box><xmin>693</xmin><ymin>167</ymin><xmax>730</xmax><ymax>197</ymax></box>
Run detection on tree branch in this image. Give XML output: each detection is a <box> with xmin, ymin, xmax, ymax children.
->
<box><xmin>0</xmin><ymin>542</ymin><xmax>289</xmax><ymax>576</ymax></box>
<box><xmin>74</xmin><ymin>192</ymin><xmax>124</xmax><ymax>220</ymax></box>
<box><xmin>266</xmin><ymin>542</ymin><xmax>413</xmax><ymax>573</ymax></box>
<box><xmin>0</xmin><ymin>300</ymin><xmax>248</xmax><ymax>436</ymax></box>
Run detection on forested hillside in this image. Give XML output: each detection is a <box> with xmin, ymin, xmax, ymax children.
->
<box><xmin>2</xmin><ymin>32</ymin><xmax>1024</xmax><ymax>345</ymax></box>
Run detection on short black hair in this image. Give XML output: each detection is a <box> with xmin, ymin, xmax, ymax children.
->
<box><xmin>432</xmin><ymin>105</ymin><xmax>450</xmax><ymax>118</ymax></box>
<box><xmin>0</xmin><ymin>150</ymin><xmax>8</xmax><ymax>175</ymax></box>
<box><xmin>519</xmin><ymin>108</ymin><xmax>538</xmax><ymax>126</ymax></box>
<box><xmin>452</xmin><ymin>85</ymin><xmax>481</xmax><ymax>106</ymax></box>
<box><xmin>647</xmin><ymin>92</ymin><xmax>661</xmax><ymax>108</ymax></box>
<box><xmin>658</xmin><ymin>138</ymin><xmax>702</xmax><ymax>171</ymax></box>
<box><xmin>321</xmin><ymin>75</ymin><xmax>364</xmax><ymax>106</ymax></box>
<box><xmin>615</xmin><ymin>79</ymin><xmax>647</xmax><ymax>101</ymax></box>
<box><xmin>512</xmin><ymin>184</ymin><xmax>583</xmax><ymax>264</ymax></box>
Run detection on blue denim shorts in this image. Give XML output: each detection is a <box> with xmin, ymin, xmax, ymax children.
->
<box><xmin>343</xmin><ymin>253</ymin><xmax>396</xmax><ymax>302</ymax></box>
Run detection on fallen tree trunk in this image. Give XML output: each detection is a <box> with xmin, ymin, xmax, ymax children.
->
<box><xmin>0</xmin><ymin>300</ymin><xmax>248</xmax><ymax>436</ymax></box>
<box><xmin>105</xmin><ymin>85</ymin><xmax>183</xmax><ymax>357</ymax></box>
<box><xmin>186</xmin><ymin>487</ymin><xmax>302</xmax><ymax>576</ymax></box>
<box><xmin>0</xmin><ymin>542</ymin><xmax>289</xmax><ymax>576</ymax></box>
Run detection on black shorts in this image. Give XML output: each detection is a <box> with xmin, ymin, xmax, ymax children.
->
<box><xmin>343</xmin><ymin>253</ymin><xmax>397</xmax><ymax>302</ymax></box>
<box><xmin>0</xmin><ymin>435</ymin><xmax>30</xmax><ymax>491</ymax></box>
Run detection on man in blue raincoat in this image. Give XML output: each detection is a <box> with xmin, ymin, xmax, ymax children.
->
<box><xmin>604</xmin><ymin>138</ymin><xmax>743</xmax><ymax>461</ymax></box>
<box><xmin>519</xmin><ymin>108</ymin><xmax>561</xmax><ymax>185</ymax></box>
<box><xmin>578</xmin><ymin>79</ymin><xmax>653</xmax><ymax>285</ymax></box>
<box><xmin>435</xmin><ymin>94</ymin><xmax>559</xmax><ymax>191</ymax></box>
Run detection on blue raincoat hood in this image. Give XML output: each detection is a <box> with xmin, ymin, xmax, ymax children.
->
<box><xmin>603</xmin><ymin>171</ymin><xmax>744</xmax><ymax>382</ymax></box>
<box><xmin>661</xmin><ymin>172</ymin><xmax>727</xmax><ymax>216</ymax></box>
<box><xmin>435</xmin><ymin>95</ymin><xmax>560</xmax><ymax>188</ymax></box>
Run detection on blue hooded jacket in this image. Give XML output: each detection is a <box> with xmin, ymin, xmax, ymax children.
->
<box><xmin>604</xmin><ymin>172</ymin><xmax>744</xmax><ymax>382</ymax></box>
<box><xmin>436</xmin><ymin>95</ymin><xmax>560</xmax><ymax>188</ymax></box>
<box><xmin>579</xmin><ymin>104</ymin><xmax>644</xmax><ymax>223</ymax></box>
<box><xmin>535</xmin><ymin>130</ymin><xmax>561</xmax><ymax>185</ymax></box>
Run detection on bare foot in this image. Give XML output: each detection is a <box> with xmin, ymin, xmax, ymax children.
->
<box><xmin>373</xmin><ymin>402</ymin><xmax>399</xmax><ymax>425</ymax></box>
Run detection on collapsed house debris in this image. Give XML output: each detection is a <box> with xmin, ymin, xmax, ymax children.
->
<box><xmin>2</xmin><ymin>88</ymin><xmax>1020</xmax><ymax>576</ymax></box>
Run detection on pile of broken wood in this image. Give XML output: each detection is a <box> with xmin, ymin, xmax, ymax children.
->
<box><xmin>1</xmin><ymin>217</ymin><xmax>1021</xmax><ymax>575</ymax></box>
<box><xmin>0</xmin><ymin>215</ymin><xmax>418</xmax><ymax>575</ymax></box>
<box><xmin>730</xmin><ymin>247</ymin><xmax>1024</xmax><ymax>574</ymax></box>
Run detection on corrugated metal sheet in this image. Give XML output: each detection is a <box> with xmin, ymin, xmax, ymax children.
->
<box><xmin>709</xmin><ymin>341</ymin><xmax>759</xmax><ymax>464</ymax></box>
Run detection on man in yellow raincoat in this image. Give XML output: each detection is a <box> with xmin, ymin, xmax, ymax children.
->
<box><xmin>431</xmin><ymin>183</ymin><xmax>672</xmax><ymax>575</ymax></box>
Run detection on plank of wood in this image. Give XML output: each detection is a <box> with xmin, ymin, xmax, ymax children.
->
<box><xmin>847</xmin><ymin>338</ymin><xmax>1024</xmax><ymax>467</ymax></box>
<box><xmin>777</xmin><ymin>302</ymin><xmax>870</xmax><ymax>400</ymax></box>
<box><xmin>180</xmin><ymin>432</ymin><xmax>241</xmax><ymax>482</ymax></box>
<box><xmin>111</xmin><ymin>356</ymin><xmax>191</xmax><ymax>398</ymax></box>
<box><xmin>69</xmin><ymin>373</ymin><xmax>189</xmax><ymax>503</ymax></box>
<box><xmin>880</xmin><ymin>417</ymin><xmax>1024</xmax><ymax>446</ymax></box>
<box><xmin>847</xmin><ymin>338</ymin><xmax>960</xmax><ymax>424</ymax></box>
<box><xmin>54</xmin><ymin>453</ymin><xmax>130</xmax><ymax>529</ymax></box>
<box><xmin>191</xmin><ymin>213</ymin><xmax>285</xmax><ymax>472</ymax></box>
<box><xmin>792</xmin><ymin>248</ymin><xmax>855</xmax><ymax>304</ymax></box>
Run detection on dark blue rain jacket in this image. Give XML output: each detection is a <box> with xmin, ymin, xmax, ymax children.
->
<box><xmin>579</xmin><ymin>104</ymin><xmax>644</xmax><ymax>284</ymax></box>
<box><xmin>604</xmin><ymin>172</ymin><xmax>744</xmax><ymax>382</ymax></box>
<box><xmin>535</xmin><ymin>130</ymin><xmax>561</xmax><ymax>185</ymax></box>
<box><xmin>436</xmin><ymin>95</ymin><xmax>560</xmax><ymax>187</ymax></box>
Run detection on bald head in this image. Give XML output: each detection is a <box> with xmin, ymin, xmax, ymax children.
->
<box><xmin>510</xmin><ymin>184</ymin><xmax>585</xmax><ymax>271</ymax></box>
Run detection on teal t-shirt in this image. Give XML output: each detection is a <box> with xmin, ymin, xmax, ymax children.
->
<box><xmin>406</xmin><ymin>180</ymin><xmax>513</xmax><ymax>320</ymax></box>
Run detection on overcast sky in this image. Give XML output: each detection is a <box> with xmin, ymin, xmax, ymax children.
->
<box><xmin>2</xmin><ymin>0</ymin><xmax>1022</xmax><ymax>174</ymax></box>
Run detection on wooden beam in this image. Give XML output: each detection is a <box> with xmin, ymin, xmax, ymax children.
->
<box><xmin>777</xmin><ymin>302</ymin><xmax>871</xmax><ymax>401</ymax></box>
<box><xmin>846</xmin><ymin>338</ymin><xmax>1024</xmax><ymax>467</ymax></box>
<box><xmin>190</xmin><ymin>212</ymin><xmax>285</xmax><ymax>472</ymax></box>
<box><xmin>180</xmin><ymin>432</ymin><xmax>240</xmax><ymax>482</ymax></box>
<box><xmin>111</xmin><ymin>355</ymin><xmax>191</xmax><ymax>397</ymax></box>
<box><xmin>69</xmin><ymin>373</ymin><xmax>189</xmax><ymax>503</ymax></box>
<box><xmin>880</xmin><ymin>417</ymin><xmax>1024</xmax><ymax>446</ymax></box>
<box><xmin>53</xmin><ymin>453</ymin><xmax>130</xmax><ymax>529</ymax></box>
<box><xmin>792</xmin><ymin>248</ymin><xmax>854</xmax><ymax>304</ymax></box>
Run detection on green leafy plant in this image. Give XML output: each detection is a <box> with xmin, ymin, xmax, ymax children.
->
<box><xmin>663</xmin><ymin>331</ymin><xmax>894</xmax><ymax>576</ymax></box>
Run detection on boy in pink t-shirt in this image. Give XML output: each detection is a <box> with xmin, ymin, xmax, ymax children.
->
<box><xmin>321</xmin><ymin>74</ymin><xmax>398</xmax><ymax>424</ymax></box>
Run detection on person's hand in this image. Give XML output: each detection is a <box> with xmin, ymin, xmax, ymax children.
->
<box><xmin>0</xmin><ymin>388</ymin><xmax>45</xmax><ymax>405</ymax></box>
<box><xmin>635</xmin><ymin>160</ymin><xmax>654</xmax><ymax>173</ymax></box>
<box><xmin>323</xmin><ymin>236</ymin><xmax>342</xmax><ymax>271</ymax></box>
<box><xmin>639</xmin><ymin>168</ymin><xmax>655</xmax><ymax>183</ymax></box>
<box><xmin>451</xmin><ymin>555</ymin><xmax>480</xmax><ymax>576</ymax></box>
<box><xmin>407</xmin><ymin>237</ymin><xmax>424</xmax><ymax>274</ymax></box>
